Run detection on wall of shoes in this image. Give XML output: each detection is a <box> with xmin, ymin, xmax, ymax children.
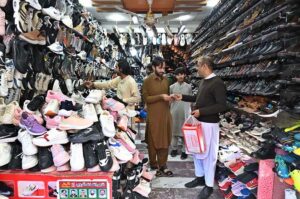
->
<box><xmin>0</xmin><ymin>0</ymin><xmax>154</xmax><ymax>199</ymax></box>
<box><xmin>189</xmin><ymin>0</ymin><xmax>300</xmax><ymax>198</ymax></box>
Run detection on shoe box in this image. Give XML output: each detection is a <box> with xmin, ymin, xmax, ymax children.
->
<box><xmin>0</xmin><ymin>170</ymin><xmax>112</xmax><ymax>199</ymax></box>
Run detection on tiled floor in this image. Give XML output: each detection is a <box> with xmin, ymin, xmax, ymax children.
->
<box><xmin>135</xmin><ymin>124</ymin><xmax>223</xmax><ymax>199</ymax></box>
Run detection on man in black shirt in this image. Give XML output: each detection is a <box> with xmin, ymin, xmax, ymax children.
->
<box><xmin>173</xmin><ymin>56</ymin><xmax>227</xmax><ymax>199</ymax></box>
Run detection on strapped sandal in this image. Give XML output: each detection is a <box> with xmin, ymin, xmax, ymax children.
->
<box><xmin>161</xmin><ymin>167</ymin><xmax>173</xmax><ymax>177</ymax></box>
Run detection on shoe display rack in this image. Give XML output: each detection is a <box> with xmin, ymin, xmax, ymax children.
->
<box><xmin>189</xmin><ymin>0</ymin><xmax>300</xmax><ymax>198</ymax></box>
<box><xmin>0</xmin><ymin>0</ymin><xmax>154</xmax><ymax>199</ymax></box>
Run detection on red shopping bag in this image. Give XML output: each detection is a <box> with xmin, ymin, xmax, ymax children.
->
<box><xmin>181</xmin><ymin>116</ymin><xmax>206</xmax><ymax>154</ymax></box>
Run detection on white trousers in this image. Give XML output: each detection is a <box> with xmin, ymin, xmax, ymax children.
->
<box><xmin>193</xmin><ymin>122</ymin><xmax>219</xmax><ymax>187</ymax></box>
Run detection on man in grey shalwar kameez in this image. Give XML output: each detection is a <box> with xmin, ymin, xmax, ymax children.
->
<box><xmin>170</xmin><ymin>67</ymin><xmax>192</xmax><ymax>159</ymax></box>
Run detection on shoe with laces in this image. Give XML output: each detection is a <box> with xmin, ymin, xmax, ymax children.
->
<box><xmin>27</xmin><ymin>94</ymin><xmax>45</xmax><ymax>112</ymax></box>
<box><xmin>44</xmin><ymin>99</ymin><xmax>59</xmax><ymax>117</ymax></box>
<box><xmin>46</xmin><ymin>90</ymin><xmax>70</xmax><ymax>103</ymax></box>
<box><xmin>0</xmin><ymin>69</ymin><xmax>8</xmax><ymax>97</ymax></box>
<box><xmin>15</xmin><ymin>1</ymin><xmax>29</xmax><ymax>33</ymax></box>
<box><xmin>50</xmin><ymin>144</ymin><xmax>70</xmax><ymax>167</ymax></box>
<box><xmin>45</xmin><ymin>115</ymin><xmax>61</xmax><ymax>129</ymax></box>
<box><xmin>19</xmin><ymin>112</ymin><xmax>47</xmax><ymax>135</ymax></box>
<box><xmin>58</xmin><ymin>100</ymin><xmax>74</xmax><ymax>117</ymax></box>
<box><xmin>59</xmin><ymin>114</ymin><xmax>93</xmax><ymax>130</ymax></box>
<box><xmin>0</xmin><ymin>143</ymin><xmax>11</xmax><ymax>166</ymax></box>
<box><xmin>83</xmin><ymin>142</ymin><xmax>98</xmax><ymax>169</ymax></box>
<box><xmin>19</xmin><ymin>30</ymin><xmax>46</xmax><ymax>45</ymax></box>
<box><xmin>70</xmin><ymin>143</ymin><xmax>85</xmax><ymax>171</ymax></box>
<box><xmin>7</xmin><ymin>142</ymin><xmax>22</xmax><ymax>170</ymax></box>
<box><xmin>82</xmin><ymin>103</ymin><xmax>98</xmax><ymax>122</ymax></box>
<box><xmin>95</xmin><ymin>140</ymin><xmax>113</xmax><ymax>172</ymax></box>
<box><xmin>4</xmin><ymin>59</ymin><xmax>14</xmax><ymax>89</ymax></box>
<box><xmin>85</xmin><ymin>89</ymin><xmax>104</xmax><ymax>104</ymax></box>
<box><xmin>108</xmin><ymin>138</ymin><xmax>132</xmax><ymax>161</ymax></box>
<box><xmin>25</xmin><ymin>0</ymin><xmax>41</xmax><ymax>10</ymax></box>
<box><xmin>17</xmin><ymin>129</ymin><xmax>37</xmax><ymax>155</ymax></box>
<box><xmin>42</xmin><ymin>7</ymin><xmax>61</xmax><ymax>21</ymax></box>
<box><xmin>115</xmin><ymin>131</ymin><xmax>136</xmax><ymax>153</ymax></box>
<box><xmin>47</xmin><ymin>42</ymin><xmax>64</xmax><ymax>55</ymax></box>
<box><xmin>2</xmin><ymin>101</ymin><xmax>18</xmax><ymax>124</ymax></box>
<box><xmin>0</xmin><ymin>124</ymin><xmax>19</xmax><ymax>143</ymax></box>
<box><xmin>100</xmin><ymin>111</ymin><xmax>115</xmax><ymax>137</ymax></box>
<box><xmin>22</xmin><ymin>154</ymin><xmax>38</xmax><ymax>170</ymax></box>
<box><xmin>32</xmin><ymin>129</ymin><xmax>69</xmax><ymax>147</ymax></box>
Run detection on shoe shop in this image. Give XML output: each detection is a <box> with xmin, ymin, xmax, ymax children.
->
<box><xmin>0</xmin><ymin>0</ymin><xmax>299</xmax><ymax>198</ymax></box>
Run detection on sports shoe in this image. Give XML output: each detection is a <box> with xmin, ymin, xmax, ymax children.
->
<box><xmin>58</xmin><ymin>100</ymin><xmax>74</xmax><ymax>117</ymax></box>
<box><xmin>95</xmin><ymin>140</ymin><xmax>113</xmax><ymax>172</ymax></box>
<box><xmin>275</xmin><ymin>156</ymin><xmax>290</xmax><ymax>178</ymax></box>
<box><xmin>71</xmin><ymin>92</ymin><xmax>85</xmax><ymax>104</ymax></box>
<box><xmin>102</xmin><ymin>98</ymin><xmax>125</xmax><ymax>112</ymax></box>
<box><xmin>290</xmin><ymin>170</ymin><xmax>300</xmax><ymax>192</ymax></box>
<box><xmin>85</xmin><ymin>90</ymin><xmax>104</xmax><ymax>104</ymax></box>
<box><xmin>17</xmin><ymin>129</ymin><xmax>38</xmax><ymax>155</ymax></box>
<box><xmin>69</xmin><ymin>122</ymin><xmax>105</xmax><ymax>143</ymax></box>
<box><xmin>32</xmin><ymin>129</ymin><xmax>69</xmax><ymax>147</ymax></box>
<box><xmin>25</xmin><ymin>0</ymin><xmax>41</xmax><ymax>10</ymax></box>
<box><xmin>245</xmin><ymin>178</ymin><xmax>258</xmax><ymax>190</ymax></box>
<box><xmin>59</xmin><ymin>114</ymin><xmax>93</xmax><ymax>130</ymax></box>
<box><xmin>115</xmin><ymin>131</ymin><xmax>136</xmax><ymax>153</ymax></box>
<box><xmin>100</xmin><ymin>111</ymin><xmax>115</xmax><ymax>137</ymax></box>
<box><xmin>19</xmin><ymin>112</ymin><xmax>47</xmax><ymax>135</ymax></box>
<box><xmin>22</xmin><ymin>154</ymin><xmax>38</xmax><ymax>170</ymax></box>
<box><xmin>47</xmin><ymin>42</ymin><xmax>64</xmax><ymax>55</ymax></box>
<box><xmin>15</xmin><ymin>1</ymin><xmax>29</xmax><ymax>33</ymax></box>
<box><xmin>108</xmin><ymin>138</ymin><xmax>132</xmax><ymax>161</ymax></box>
<box><xmin>45</xmin><ymin>115</ymin><xmax>62</xmax><ymax>129</ymax></box>
<box><xmin>12</xmin><ymin>106</ymin><xmax>22</xmax><ymax>126</ymax></box>
<box><xmin>0</xmin><ymin>69</ymin><xmax>8</xmax><ymax>97</ymax></box>
<box><xmin>185</xmin><ymin>177</ymin><xmax>205</xmax><ymax>188</ymax></box>
<box><xmin>4</xmin><ymin>59</ymin><xmax>14</xmax><ymax>89</ymax></box>
<box><xmin>0</xmin><ymin>143</ymin><xmax>11</xmax><ymax>166</ymax></box>
<box><xmin>22</xmin><ymin>183</ymin><xmax>38</xmax><ymax>196</ymax></box>
<box><xmin>2</xmin><ymin>101</ymin><xmax>18</xmax><ymax>124</ymax></box>
<box><xmin>19</xmin><ymin>30</ymin><xmax>46</xmax><ymax>45</ymax></box>
<box><xmin>83</xmin><ymin>142</ymin><xmax>98</xmax><ymax>169</ymax></box>
<box><xmin>0</xmin><ymin>124</ymin><xmax>19</xmax><ymax>143</ymax></box>
<box><xmin>70</xmin><ymin>143</ymin><xmax>85</xmax><ymax>171</ymax></box>
<box><xmin>51</xmin><ymin>144</ymin><xmax>70</xmax><ymax>167</ymax></box>
<box><xmin>57</xmin><ymin>162</ymin><xmax>70</xmax><ymax>172</ymax></box>
<box><xmin>46</xmin><ymin>90</ymin><xmax>70</xmax><ymax>103</ymax></box>
<box><xmin>117</xmin><ymin>115</ymin><xmax>128</xmax><ymax>131</ymax></box>
<box><xmin>118</xmin><ymin>109</ymin><xmax>138</xmax><ymax>118</ymax></box>
<box><xmin>27</xmin><ymin>94</ymin><xmax>45</xmax><ymax>112</ymax></box>
<box><xmin>7</xmin><ymin>142</ymin><xmax>22</xmax><ymax>170</ymax></box>
<box><xmin>43</xmin><ymin>99</ymin><xmax>59</xmax><ymax>117</ymax></box>
<box><xmin>82</xmin><ymin>103</ymin><xmax>98</xmax><ymax>122</ymax></box>
<box><xmin>42</xmin><ymin>7</ymin><xmax>61</xmax><ymax>21</ymax></box>
<box><xmin>229</xmin><ymin>161</ymin><xmax>245</xmax><ymax>175</ymax></box>
<box><xmin>62</xmin><ymin>15</ymin><xmax>73</xmax><ymax>28</ymax></box>
<box><xmin>0</xmin><ymin>181</ymin><xmax>13</xmax><ymax>197</ymax></box>
<box><xmin>38</xmin><ymin>147</ymin><xmax>55</xmax><ymax>173</ymax></box>
<box><xmin>77</xmin><ymin>51</ymin><xmax>86</xmax><ymax>61</ymax></box>
<box><xmin>285</xmin><ymin>188</ymin><xmax>297</xmax><ymax>199</ymax></box>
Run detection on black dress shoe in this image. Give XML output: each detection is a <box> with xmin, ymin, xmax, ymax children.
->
<box><xmin>198</xmin><ymin>186</ymin><xmax>213</xmax><ymax>199</ymax></box>
<box><xmin>170</xmin><ymin>150</ymin><xmax>178</xmax><ymax>157</ymax></box>
<box><xmin>185</xmin><ymin>177</ymin><xmax>205</xmax><ymax>188</ymax></box>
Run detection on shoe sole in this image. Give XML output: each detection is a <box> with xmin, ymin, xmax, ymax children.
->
<box><xmin>32</xmin><ymin>138</ymin><xmax>69</xmax><ymax>147</ymax></box>
<box><xmin>69</xmin><ymin>134</ymin><xmax>102</xmax><ymax>143</ymax></box>
<box><xmin>59</xmin><ymin>123</ymin><xmax>93</xmax><ymax>131</ymax></box>
<box><xmin>19</xmin><ymin>34</ymin><xmax>46</xmax><ymax>45</ymax></box>
<box><xmin>53</xmin><ymin>152</ymin><xmax>70</xmax><ymax>167</ymax></box>
<box><xmin>0</xmin><ymin>136</ymin><xmax>18</xmax><ymax>143</ymax></box>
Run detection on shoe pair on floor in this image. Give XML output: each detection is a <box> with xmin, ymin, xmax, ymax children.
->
<box><xmin>185</xmin><ymin>177</ymin><xmax>213</xmax><ymax>199</ymax></box>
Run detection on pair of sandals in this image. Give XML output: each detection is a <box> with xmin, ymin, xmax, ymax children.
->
<box><xmin>152</xmin><ymin>166</ymin><xmax>173</xmax><ymax>177</ymax></box>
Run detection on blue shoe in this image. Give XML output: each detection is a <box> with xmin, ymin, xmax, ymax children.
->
<box><xmin>277</xmin><ymin>154</ymin><xmax>296</xmax><ymax>164</ymax></box>
<box><xmin>282</xmin><ymin>145</ymin><xmax>297</xmax><ymax>152</ymax></box>
<box><xmin>275</xmin><ymin>156</ymin><xmax>290</xmax><ymax>179</ymax></box>
<box><xmin>295</xmin><ymin>141</ymin><xmax>300</xmax><ymax>147</ymax></box>
<box><xmin>295</xmin><ymin>133</ymin><xmax>300</xmax><ymax>141</ymax></box>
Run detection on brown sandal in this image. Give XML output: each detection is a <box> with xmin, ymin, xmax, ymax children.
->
<box><xmin>156</xmin><ymin>167</ymin><xmax>173</xmax><ymax>177</ymax></box>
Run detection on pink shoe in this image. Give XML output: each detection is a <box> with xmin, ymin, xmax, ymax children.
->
<box><xmin>41</xmin><ymin>165</ymin><xmax>56</xmax><ymax>173</ymax></box>
<box><xmin>127</xmin><ymin>128</ymin><xmax>137</xmax><ymax>140</ymax></box>
<box><xmin>87</xmin><ymin>165</ymin><xmax>101</xmax><ymax>172</ymax></box>
<box><xmin>45</xmin><ymin>115</ymin><xmax>62</xmax><ymax>129</ymax></box>
<box><xmin>0</xmin><ymin>0</ymin><xmax>7</xmax><ymax>7</ymax></box>
<box><xmin>0</xmin><ymin>9</ymin><xmax>5</xmax><ymax>36</ymax></box>
<box><xmin>139</xmin><ymin>153</ymin><xmax>145</xmax><ymax>161</ymax></box>
<box><xmin>130</xmin><ymin>150</ymin><xmax>140</xmax><ymax>165</ymax></box>
<box><xmin>46</xmin><ymin>90</ymin><xmax>71</xmax><ymax>103</ymax></box>
<box><xmin>51</xmin><ymin>144</ymin><xmax>70</xmax><ymax>167</ymax></box>
<box><xmin>109</xmin><ymin>156</ymin><xmax>120</xmax><ymax>172</ymax></box>
<box><xmin>102</xmin><ymin>98</ymin><xmax>125</xmax><ymax>112</ymax></box>
<box><xmin>132</xmin><ymin>180</ymin><xmax>151</xmax><ymax>197</ymax></box>
<box><xmin>57</xmin><ymin>163</ymin><xmax>70</xmax><ymax>172</ymax></box>
<box><xmin>12</xmin><ymin>107</ymin><xmax>22</xmax><ymax>126</ymax></box>
<box><xmin>116</xmin><ymin>131</ymin><xmax>136</xmax><ymax>153</ymax></box>
<box><xmin>142</xmin><ymin>166</ymin><xmax>154</xmax><ymax>181</ymax></box>
<box><xmin>117</xmin><ymin>115</ymin><xmax>128</xmax><ymax>131</ymax></box>
<box><xmin>59</xmin><ymin>114</ymin><xmax>93</xmax><ymax>130</ymax></box>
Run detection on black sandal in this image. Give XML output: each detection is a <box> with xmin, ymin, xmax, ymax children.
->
<box><xmin>156</xmin><ymin>167</ymin><xmax>173</xmax><ymax>177</ymax></box>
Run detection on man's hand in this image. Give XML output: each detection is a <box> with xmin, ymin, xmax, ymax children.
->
<box><xmin>161</xmin><ymin>94</ymin><xmax>172</xmax><ymax>102</ymax></box>
<box><xmin>171</xmin><ymin>94</ymin><xmax>182</xmax><ymax>101</ymax></box>
<box><xmin>83</xmin><ymin>81</ymin><xmax>94</xmax><ymax>89</ymax></box>
<box><xmin>192</xmin><ymin>109</ymin><xmax>200</xmax><ymax>117</ymax></box>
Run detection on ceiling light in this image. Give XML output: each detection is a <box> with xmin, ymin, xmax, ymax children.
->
<box><xmin>106</xmin><ymin>13</ymin><xmax>127</xmax><ymax>22</ymax></box>
<box><xmin>176</xmin><ymin>15</ymin><xmax>192</xmax><ymax>21</ymax></box>
<box><xmin>79</xmin><ymin>0</ymin><xmax>92</xmax><ymax>7</ymax></box>
<box><xmin>207</xmin><ymin>0</ymin><xmax>220</xmax><ymax>7</ymax></box>
<box><xmin>132</xmin><ymin>16</ymin><xmax>139</xmax><ymax>24</ymax></box>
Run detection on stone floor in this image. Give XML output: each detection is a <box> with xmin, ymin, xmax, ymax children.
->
<box><xmin>135</xmin><ymin>124</ymin><xmax>223</xmax><ymax>199</ymax></box>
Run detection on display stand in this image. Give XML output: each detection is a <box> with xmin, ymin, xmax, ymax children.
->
<box><xmin>0</xmin><ymin>171</ymin><xmax>112</xmax><ymax>199</ymax></box>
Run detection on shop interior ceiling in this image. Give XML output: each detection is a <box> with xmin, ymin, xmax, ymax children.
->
<box><xmin>81</xmin><ymin>0</ymin><xmax>214</xmax><ymax>33</ymax></box>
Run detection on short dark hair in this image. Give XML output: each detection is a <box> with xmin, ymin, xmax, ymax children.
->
<box><xmin>117</xmin><ymin>59</ymin><xmax>131</xmax><ymax>75</ymax></box>
<box><xmin>197</xmin><ymin>56</ymin><xmax>214</xmax><ymax>70</ymax></box>
<box><xmin>174</xmin><ymin>67</ymin><xmax>186</xmax><ymax>75</ymax></box>
<box><xmin>152</xmin><ymin>56</ymin><xmax>164</xmax><ymax>68</ymax></box>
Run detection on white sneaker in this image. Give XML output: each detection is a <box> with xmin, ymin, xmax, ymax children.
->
<box><xmin>22</xmin><ymin>154</ymin><xmax>38</xmax><ymax>170</ymax></box>
<box><xmin>25</xmin><ymin>0</ymin><xmax>41</xmax><ymax>10</ymax></box>
<box><xmin>70</xmin><ymin>143</ymin><xmax>85</xmax><ymax>171</ymax></box>
<box><xmin>22</xmin><ymin>184</ymin><xmax>38</xmax><ymax>196</ymax></box>
<box><xmin>118</xmin><ymin>108</ymin><xmax>138</xmax><ymax>118</ymax></box>
<box><xmin>77</xmin><ymin>51</ymin><xmax>87</xmax><ymax>61</ymax></box>
<box><xmin>18</xmin><ymin>129</ymin><xmax>38</xmax><ymax>155</ymax></box>
<box><xmin>82</xmin><ymin>103</ymin><xmax>98</xmax><ymax>122</ymax></box>
<box><xmin>32</xmin><ymin>129</ymin><xmax>69</xmax><ymax>147</ymax></box>
<box><xmin>94</xmin><ymin>103</ymin><xmax>104</xmax><ymax>115</ymax></box>
<box><xmin>108</xmin><ymin>138</ymin><xmax>132</xmax><ymax>161</ymax></box>
<box><xmin>0</xmin><ymin>69</ymin><xmax>8</xmax><ymax>97</ymax></box>
<box><xmin>71</xmin><ymin>92</ymin><xmax>85</xmax><ymax>104</ymax></box>
<box><xmin>44</xmin><ymin>99</ymin><xmax>59</xmax><ymax>117</ymax></box>
<box><xmin>2</xmin><ymin>101</ymin><xmax>18</xmax><ymax>124</ymax></box>
<box><xmin>0</xmin><ymin>143</ymin><xmax>11</xmax><ymax>166</ymax></box>
<box><xmin>100</xmin><ymin>111</ymin><xmax>116</xmax><ymax>137</ymax></box>
<box><xmin>85</xmin><ymin>90</ymin><xmax>104</xmax><ymax>104</ymax></box>
<box><xmin>42</xmin><ymin>7</ymin><xmax>61</xmax><ymax>21</ymax></box>
<box><xmin>62</xmin><ymin>15</ymin><xmax>73</xmax><ymax>28</ymax></box>
<box><xmin>47</xmin><ymin>42</ymin><xmax>64</xmax><ymax>55</ymax></box>
<box><xmin>65</xmin><ymin>78</ymin><xmax>73</xmax><ymax>94</ymax></box>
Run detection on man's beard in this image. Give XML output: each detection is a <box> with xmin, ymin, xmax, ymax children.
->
<box><xmin>155</xmin><ymin>71</ymin><xmax>164</xmax><ymax>77</ymax></box>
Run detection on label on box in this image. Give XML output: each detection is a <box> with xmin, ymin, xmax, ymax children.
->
<box><xmin>57</xmin><ymin>179</ymin><xmax>109</xmax><ymax>199</ymax></box>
